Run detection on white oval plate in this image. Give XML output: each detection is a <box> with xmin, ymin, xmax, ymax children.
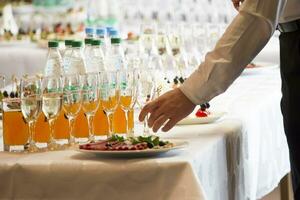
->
<box><xmin>177</xmin><ymin>112</ymin><xmax>225</xmax><ymax>125</ymax></box>
<box><xmin>77</xmin><ymin>140</ymin><xmax>188</xmax><ymax>158</ymax></box>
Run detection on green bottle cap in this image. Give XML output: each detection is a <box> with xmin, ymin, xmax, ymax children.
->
<box><xmin>48</xmin><ymin>41</ymin><xmax>59</xmax><ymax>48</ymax></box>
<box><xmin>111</xmin><ymin>38</ymin><xmax>121</xmax><ymax>44</ymax></box>
<box><xmin>91</xmin><ymin>39</ymin><xmax>101</xmax><ymax>46</ymax></box>
<box><xmin>65</xmin><ymin>39</ymin><xmax>73</xmax><ymax>46</ymax></box>
<box><xmin>84</xmin><ymin>38</ymin><xmax>93</xmax><ymax>45</ymax></box>
<box><xmin>72</xmin><ymin>40</ymin><xmax>83</xmax><ymax>48</ymax></box>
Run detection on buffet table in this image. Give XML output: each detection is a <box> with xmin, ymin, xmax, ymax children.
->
<box><xmin>0</xmin><ymin>65</ymin><xmax>290</xmax><ymax>200</ymax></box>
<box><xmin>0</xmin><ymin>119</ymin><xmax>242</xmax><ymax>200</ymax></box>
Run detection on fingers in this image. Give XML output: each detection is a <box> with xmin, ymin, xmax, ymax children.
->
<box><xmin>162</xmin><ymin>118</ymin><xmax>179</xmax><ymax>132</ymax></box>
<box><xmin>152</xmin><ymin>115</ymin><xmax>169</xmax><ymax>133</ymax></box>
<box><xmin>139</xmin><ymin>99</ymin><xmax>159</xmax><ymax>122</ymax></box>
<box><xmin>147</xmin><ymin>106</ymin><xmax>165</xmax><ymax>127</ymax></box>
<box><xmin>234</xmin><ymin>3</ymin><xmax>239</xmax><ymax>10</ymax></box>
<box><xmin>232</xmin><ymin>0</ymin><xmax>241</xmax><ymax>10</ymax></box>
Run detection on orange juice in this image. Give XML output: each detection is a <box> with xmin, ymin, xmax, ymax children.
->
<box><xmin>74</xmin><ymin>109</ymin><xmax>89</xmax><ymax>138</ymax></box>
<box><xmin>3</xmin><ymin>110</ymin><xmax>29</xmax><ymax>145</ymax></box>
<box><xmin>54</xmin><ymin>111</ymin><xmax>69</xmax><ymax>139</ymax></box>
<box><xmin>94</xmin><ymin>106</ymin><xmax>109</xmax><ymax>135</ymax></box>
<box><xmin>113</xmin><ymin>106</ymin><xmax>134</xmax><ymax>134</ymax></box>
<box><xmin>34</xmin><ymin>111</ymin><xmax>69</xmax><ymax>142</ymax></box>
<box><xmin>102</xmin><ymin>96</ymin><xmax>118</xmax><ymax>111</ymax></box>
<box><xmin>120</xmin><ymin>96</ymin><xmax>132</xmax><ymax>108</ymax></box>
<box><xmin>35</xmin><ymin>113</ymin><xmax>50</xmax><ymax>143</ymax></box>
<box><xmin>82</xmin><ymin>101</ymin><xmax>99</xmax><ymax>113</ymax></box>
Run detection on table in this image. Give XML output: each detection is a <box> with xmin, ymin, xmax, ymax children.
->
<box><xmin>0</xmin><ymin>119</ymin><xmax>244</xmax><ymax>200</ymax></box>
<box><xmin>211</xmin><ymin>67</ymin><xmax>290</xmax><ymax>199</ymax></box>
<box><xmin>0</xmin><ymin>37</ymin><xmax>289</xmax><ymax>200</ymax></box>
<box><xmin>0</xmin><ymin>66</ymin><xmax>289</xmax><ymax>200</ymax></box>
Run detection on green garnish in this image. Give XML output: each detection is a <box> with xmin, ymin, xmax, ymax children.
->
<box><xmin>107</xmin><ymin>135</ymin><xmax>170</xmax><ymax>149</ymax></box>
<box><xmin>109</xmin><ymin>134</ymin><xmax>125</xmax><ymax>142</ymax></box>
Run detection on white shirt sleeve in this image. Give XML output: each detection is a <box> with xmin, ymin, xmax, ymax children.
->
<box><xmin>179</xmin><ymin>0</ymin><xmax>286</xmax><ymax>105</ymax></box>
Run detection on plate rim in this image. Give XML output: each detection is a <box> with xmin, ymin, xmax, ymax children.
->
<box><xmin>177</xmin><ymin>111</ymin><xmax>225</xmax><ymax>125</ymax></box>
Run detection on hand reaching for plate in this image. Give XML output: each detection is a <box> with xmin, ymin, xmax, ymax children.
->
<box><xmin>139</xmin><ymin>88</ymin><xmax>196</xmax><ymax>132</ymax></box>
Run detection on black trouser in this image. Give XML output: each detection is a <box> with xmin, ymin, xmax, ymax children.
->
<box><xmin>280</xmin><ymin>29</ymin><xmax>300</xmax><ymax>200</ymax></box>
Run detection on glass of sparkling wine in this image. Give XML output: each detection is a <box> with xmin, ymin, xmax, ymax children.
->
<box><xmin>42</xmin><ymin>76</ymin><xmax>63</xmax><ymax>150</ymax></box>
<box><xmin>99</xmin><ymin>71</ymin><xmax>120</xmax><ymax>137</ymax></box>
<box><xmin>81</xmin><ymin>72</ymin><xmax>100</xmax><ymax>143</ymax></box>
<box><xmin>137</xmin><ymin>69</ymin><xmax>156</xmax><ymax>135</ymax></box>
<box><xmin>62</xmin><ymin>74</ymin><xmax>82</xmax><ymax>146</ymax></box>
<box><xmin>119</xmin><ymin>69</ymin><xmax>138</xmax><ymax>137</ymax></box>
<box><xmin>20</xmin><ymin>77</ymin><xmax>42</xmax><ymax>152</ymax></box>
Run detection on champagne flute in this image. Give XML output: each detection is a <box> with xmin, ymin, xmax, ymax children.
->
<box><xmin>119</xmin><ymin>69</ymin><xmax>138</xmax><ymax>137</ymax></box>
<box><xmin>62</xmin><ymin>74</ymin><xmax>82</xmax><ymax>146</ymax></box>
<box><xmin>42</xmin><ymin>76</ymin><xmax>63</xmax><ymax>151</ymax></box>
<box><xmin>81</xmin><ymin>72</ymin><xmax>100</xmax><ymax>143</ymax></box>
<box><xmin>20</xmin><ymin>77</ymin><xmax>42</xmax><ymax>152</ymax></box>
<box><xmin>137</xmin><ymin>69</ymin><xmax>156</xmax><ymax>135</ymax></box>
<box><xmin>99</xmin><ymin>71</ymin><xmax>120</xmax><ymax>137</ymax></box>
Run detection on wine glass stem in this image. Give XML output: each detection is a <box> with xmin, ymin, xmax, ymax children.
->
<box><xmin>28</xmin><ymin>121</ymin><xmax>36</xmax><ymax>149</ymax></box>
<box><xmin>87</xmin><ymin>114</ymin><xmax>95</xmax><ymax>142</ymax></box>
<box><xmin>143</xmin><ymin>114</ymin><xmax>150</xmax><ymax>136</ymax></box>
<box><xmin>48</xmin><ymin>118</ymin><xmax>56</xmax><ymax>149</ymax></box>
<box><xmin>107</xmin><ymin>112</ymin><xmax>114</xmax><ymax>137</ymax></box>
<box><xmin>68</xmin><ymin>117</ymin><xmax>75</xmax><ymax>145</ymax></box>
<box><xmin>124</xmin><ymin>110</ymin><xmax>130</xmax><ymax>137</ymax></box>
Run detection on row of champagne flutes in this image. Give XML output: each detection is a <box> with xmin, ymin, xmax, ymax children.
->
<box><xmin>127</xmin><ymin>22</ymin><xmax>226</xmax><ymax>83</ymax></box>
<box><xmin>20</xmin><ymin>69</ymin><xmax>156</xmax><ymax>153</ymax></box>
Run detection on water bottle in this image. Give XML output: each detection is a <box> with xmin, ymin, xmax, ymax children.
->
<box><xmin>85</xmin><ymin>27</ymin><xmax>94</xmax><ymax>39</ymax></box>
<box><xmin>107</xmin><ymin>38</ymin><xmax>125</xmax><ymax>71</ymax></box>
<box><xmin>84</xmin><ymin>27</ymin><xmax>94</xmax><ymax>62</ymax></box>
<box><xmin>96</xmin><ymin>27</ymin><xmax>107</xmax><ymax>53</ymax></box>
<box><xmin>108</xmin><ymin>29</ymin><xmax>118</xmax><ymax>39</ymax></box>
<box><xmin>86</xmin><ymin>39</ymin><xmax>105</xmax><ymax>73</ymax></box>
<box><xmin>62</xmin><ymin>39</ymin><xmax>73</xmax><ymax>74</ymax></box>
<box><xmin>44</xmin><ymin>41</ymin><xmax>63</xmax><ymax>76</ymax></box>
<box><xmin>66</xmin><ymin>41</ymin><xmax>86</xmax><ymax>75</ymax></box>
<box><xmin>96</xmin><ymin>27</ymin><xmax>106</xmax><ymax>43</ymax></box>
<box><xmin>106</xmin><ymin>28</ymin><xmax>118</xmax><ymax>51</ymax></box>
<box><xmin>84</xmin><ymin>38</ymin><xmax>93</xmax><ymax>63</ymax></box>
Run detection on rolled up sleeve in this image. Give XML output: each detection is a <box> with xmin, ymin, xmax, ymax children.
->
<box><xmin>180</xmin><ymin>0</ymin><xmax>286</xmax><ymax>105</ymax></box>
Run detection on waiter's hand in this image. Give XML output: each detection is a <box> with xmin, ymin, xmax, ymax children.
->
<box><xmin>139</xmin><ymin>88</ymin><xmax>196</xmax><ymax>132</ymax></box>
<box><xmin>232</xmin><ymin>0</ymin><xmax>242</xmax><ymax>10</ymax></box>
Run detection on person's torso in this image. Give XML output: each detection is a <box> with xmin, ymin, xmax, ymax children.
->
<box><xmin>280</xmin><ymin>0</ymin><xmax>300</xmax><ymax>23</ymax></box>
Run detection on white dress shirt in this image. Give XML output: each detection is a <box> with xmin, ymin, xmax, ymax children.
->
<box><xmin>180</xmin><ymin>0</ymin><xmax>300</xmax><ymax>105</ymax></box>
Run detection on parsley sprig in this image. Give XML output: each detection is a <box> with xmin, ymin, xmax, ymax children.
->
<box><xmin>108</xmin><ymin>135</ymin><xmax>169</xmax><ymax>148</ymax></box>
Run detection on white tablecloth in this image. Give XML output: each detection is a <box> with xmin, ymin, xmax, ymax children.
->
<box><xmin>0</xmin><ymin>44</ymin><xmax>47</xmax><ymax>84</ymax></box>
<box><xmin>211</xmin><ymin>67</ymin><xmax>290</xmax><ymax>199</ymax></box>
<box><xmin>0</xmin><ymin>119</ymin><xmax>243</xmax><ymax>200</ymax></box>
